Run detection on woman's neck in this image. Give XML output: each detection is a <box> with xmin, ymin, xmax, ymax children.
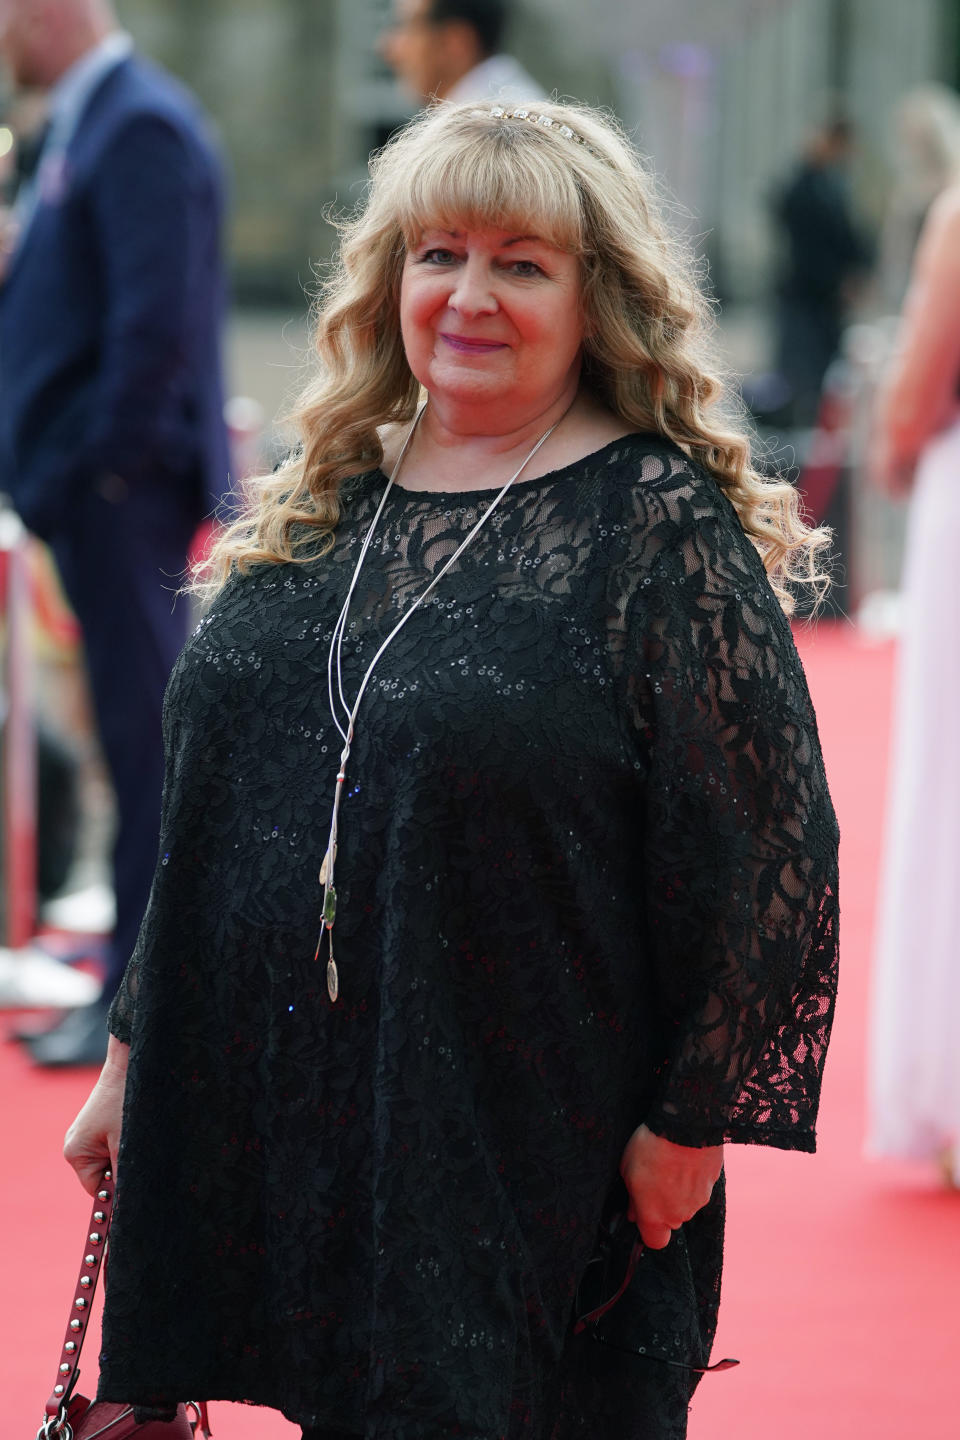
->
<box><xmin>384</xmin><ymin>385</ymin><xmax>630</xmax><ymax>493</ymax></box>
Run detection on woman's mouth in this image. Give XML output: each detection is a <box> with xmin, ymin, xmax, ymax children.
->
<box><xmin>440</xmin><ymin>333</ymin><xmax>507</xmax><ymax>354</ymax></box>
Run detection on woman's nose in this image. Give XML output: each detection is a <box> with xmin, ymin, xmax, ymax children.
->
<box><xmin>448</xmin><ymin>258</ymin><xmax>498</xmax><ymax>317</ymax></box>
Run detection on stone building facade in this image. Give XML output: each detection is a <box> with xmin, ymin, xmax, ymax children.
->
<box><xmin>117</xmin><ymin>0</ymin><xmax>959</xmax><ymax>303</ymax></box>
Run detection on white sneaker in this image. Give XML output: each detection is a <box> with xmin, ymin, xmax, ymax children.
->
<box><xmin>40</xmin><ymin>883</ymin><xmax>116</xmax><ymax>934</ymax></box>
<box><xmin>0</xmin><ymin>945</ymin><xmax>102</xmax><ymax>1008</ymax></box>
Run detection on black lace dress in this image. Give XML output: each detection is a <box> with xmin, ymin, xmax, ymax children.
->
<box><xmin>99</xmin><ymin>435</ymin><xmax>839</xmax><ymax>1440</ymax></box>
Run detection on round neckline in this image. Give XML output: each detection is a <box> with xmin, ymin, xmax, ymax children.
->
<box><xmin>372</xmin><ymin>431</ymin><xmax>655</xmax><ymax>502</ymax></box>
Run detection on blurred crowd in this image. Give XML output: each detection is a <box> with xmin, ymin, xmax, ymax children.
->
<box><xmin>0</xmin><ymin>0</ymin><xmax>958</xmax><ymax>1183</ymax></box>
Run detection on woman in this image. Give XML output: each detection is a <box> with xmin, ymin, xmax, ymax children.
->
<box><xmin>878</xmin><ymin>84</ymin><xmax>960</xmax><ymax>312</ymax></box>
<box><xmin>64</xmin><ymin>100</ymin><xmax>839</xmax><ymax>1439</ymax></box>
<box><xmin>868</xmin><ymin>182</ymin><xmax>960</xmax><ymax>1187</ymax></box>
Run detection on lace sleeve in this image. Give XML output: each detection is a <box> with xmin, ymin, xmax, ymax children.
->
<box><xmin>106</xmin><ymin>947</ymin><xmax>140</xmax><ymax>1045</ymax></box>
<box><xmin>105</xmin><ymin>643</ymin><xmax>192</xmax><ymax>1047</ymax></box>
<box><xmin>629</xmin><ymin>476</ymin><xmax>839</xmax><ymax>1152</ymax></box>
<box><xmin>106</xmin><ymin>803</ymin><xmax>170</xmax><ymax>1046</ymax></box>
<box><xmin>107</xmin><ymin>854</ymin><xmax>164</xmax><ymax>1044</ymax></box>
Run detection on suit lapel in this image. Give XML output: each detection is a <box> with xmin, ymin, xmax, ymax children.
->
<box><xmin>1</xmin><ymin>58</ymin><xmax>131</xmax><ymax>290</ymax></box>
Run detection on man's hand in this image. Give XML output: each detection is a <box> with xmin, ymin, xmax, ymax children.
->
<box><xmin>619</xmin><ymin>1123</ymin><xmax>723</xmax><ymax>1250</ymax></box>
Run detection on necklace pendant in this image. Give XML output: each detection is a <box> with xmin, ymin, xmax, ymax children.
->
<box><xmin>322</xmin><ymin>885</ymin><xmax>337</xmax><ymax>925</ymax></box>
<box><xmin>326</xmin><ymin>937</ymin><xmax>339</xmax><ymax>1003</ymax></box>
<box><xmin>319</xmin><ymin>842</ymin><xmax>338</xmax><ymax>886</ymax></box>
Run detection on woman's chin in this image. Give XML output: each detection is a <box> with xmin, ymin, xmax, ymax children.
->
<box><xmin>424</xmin><ymin>364</ymin><xmax>516</xmax><ymax>408</ymax></box>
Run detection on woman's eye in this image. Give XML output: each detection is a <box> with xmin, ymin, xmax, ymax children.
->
<box><xmin>509</xmin><ymin>259</ymin><xmax>543</xmax><ymax>277</ymax></box>
<box><xmin>420</xmin><ymin>248</ymin><xmax>457</xmax><ymax>265</ymax></box>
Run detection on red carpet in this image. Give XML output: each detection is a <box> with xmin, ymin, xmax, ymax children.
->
<box><xmin>694</xmin><ymin>622</ymin><xmax>958</xmax><ymax>1438</ymax></box>
<box><xmin>2</xmin><ymin>620</ymin><xmax>956</xmax><ymax>1439</ymax></box>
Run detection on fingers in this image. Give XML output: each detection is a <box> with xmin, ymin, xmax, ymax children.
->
<box><xmin>869</xmin><ymin>455</ymin><xmax>915</xmax><ymax>497</ymax></box>
<box><xmin>67</xmin><ymin>1152</ymin><xmax>109</xmax><ymax>1197</ymax></box>
<box><xmin>62</xmin><ymin>1071</ymin><xmax>125</xmax><ymax>1197</ymax></box>
<box><xmin>619</xmin><ymin>1124</ymin><xmax>723</xmax><ymax>1249</ymax></box>
<box><xmin>631</xmin><ymin>1195</ymin><xmax>689</xmax><ymax>1246</ymax></box>
<box><xmin>637</xmin><ymin>1220</ymin><xmax>673</xmax><ymax>1250</ymax></box>
<box><xmin>626</xmin><ymin>1195</ymin><xmax>682</xmax><ymax>1249</ymax></box>
<box><xmin>64</xmin><ymin>1120</ymin><xmax>113</xmax><ymax>1196</ymax></box>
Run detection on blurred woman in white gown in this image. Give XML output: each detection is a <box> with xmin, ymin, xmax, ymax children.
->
<box><xmin>868</xmin><ymin>181</ymin><xmax>960</xmax><ymax>1186</ymax></box>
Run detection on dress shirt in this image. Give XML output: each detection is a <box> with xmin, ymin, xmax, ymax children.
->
<box><xmin>447</xmin><ymin>53</ymin><xmax>546</xmax><ymax>104</ymax></box>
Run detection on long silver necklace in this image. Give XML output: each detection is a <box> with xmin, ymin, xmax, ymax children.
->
<box><xmin>316</xmin><ymin>402</ymin><xmax>563</xmax><ymax>1003</ymax></box>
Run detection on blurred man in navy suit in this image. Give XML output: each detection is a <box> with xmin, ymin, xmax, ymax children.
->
<box><xmin>0</xmin><ymin>0</ymin><xmax>230</xmax><ymax>1063</ymax></box>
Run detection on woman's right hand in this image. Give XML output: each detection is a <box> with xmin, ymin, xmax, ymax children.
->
<box><xmin>63</xmin><ymin>1036</ymin><xmax>130</xmax><ymax>1196</ymax></box>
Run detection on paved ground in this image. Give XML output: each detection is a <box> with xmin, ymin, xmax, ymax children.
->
<box><xmin>226</xmin><ymin>307</ymin><xmax>308</xmax><ymax>455</ymax></box>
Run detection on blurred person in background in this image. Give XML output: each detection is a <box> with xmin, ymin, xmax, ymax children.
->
<box><xmin>380</xmin><ymin>0</ymin><xmax>544</xmax><ymax>107</ymax></box>
<box><xmin>0</xmin><ymin>87</ymin><xmax>48</xmax><ymax>213</ymax></box>
<box><xmin>63</xmin><ymin>100</ymin><xmax>838</xmax><ymax>1440</ymax></box>
<box><xmin>867</xmin><ymin>180</ymin><xmax>960</xmax><ymax>1189</ymax></box>
<box><xmin>877</xmin><ymin>83</ymin><xmax>960</xmax><ymax>312</ymax></box>
<box><xmin>771</xmin><ymin>116</ymin><xmax>873</xmax><ymax>426</ymax></box>
<box><xmin>0</xmin><ymin>0</ymin><xmax>229</xmax><ymax>1065</ymax></box>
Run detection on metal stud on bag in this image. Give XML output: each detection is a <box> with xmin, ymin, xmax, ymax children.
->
<box><xmin>35</xmin><ymin>1169</ymin><xmax>213</xmax><ymax>1440</ymax></box>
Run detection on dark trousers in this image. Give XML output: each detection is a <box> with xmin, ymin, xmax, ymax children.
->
<box><xmin>51</xmin><ymin>474</ymin><xmax>197</xmax><ymax>997</ymax></box>
<box><xmin>774</xmin><ymin>294</ymin><xmax>844</xmax><ymax>428</ymax></box>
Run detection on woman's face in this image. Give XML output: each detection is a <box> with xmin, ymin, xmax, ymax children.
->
<box><xmin>399</xmin><ymin>225</ymin><xmax>585</xmax><ymax>427</ymax></box>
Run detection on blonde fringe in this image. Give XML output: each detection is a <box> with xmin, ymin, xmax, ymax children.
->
<box><xmin>194</xmin><ymin>101</ymin><xmax>830</xmax><ymax>615</ymax></box>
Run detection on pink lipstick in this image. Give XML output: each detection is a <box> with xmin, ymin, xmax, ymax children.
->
<box><xmin>440</xmin><ymin>333</ymin><xmax>507</xmax><ymax>354</ymax></box>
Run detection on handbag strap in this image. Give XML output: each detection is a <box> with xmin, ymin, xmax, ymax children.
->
<box><xmin>45</xmin><ymin>1168</ymin><xmax>117</xmax><ymax>1420</ymax></box>
<box><xmin>43</xmin><ymin>1170</ymin><xmax>212</xmax><ymax>1438</ymax></box>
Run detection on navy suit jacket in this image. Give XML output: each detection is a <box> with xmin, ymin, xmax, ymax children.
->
<box><xmin>0</xmin><ymin>54</ymin><xmax>230</xmax><ymax>540</ymax></box>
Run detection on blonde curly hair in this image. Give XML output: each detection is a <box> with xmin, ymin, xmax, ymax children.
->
<box><xmin>198</xmin><ymin>99</ymin><xmax>830</xmax><ymax>612</ymax></box>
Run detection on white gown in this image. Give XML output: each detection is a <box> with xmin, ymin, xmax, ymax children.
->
<box><xmin>867</xmin><ymin>417</ymin><xmax>960</xmax><ymax>1180</ymax></box>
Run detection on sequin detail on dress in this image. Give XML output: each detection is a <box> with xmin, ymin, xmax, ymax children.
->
<box><xmin>103</xmin><ymin>436</ymin><xmax>839</xmax><ymax>1439</ymax></box>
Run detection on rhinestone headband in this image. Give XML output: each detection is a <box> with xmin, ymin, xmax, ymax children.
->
<box><xmin>471</xmin><ymin>105</ymin><xmax>600</xmax><ymax>158</ymax></box>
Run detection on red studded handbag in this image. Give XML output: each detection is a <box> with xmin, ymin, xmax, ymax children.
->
<box><xmin>35</xmin><ymin>1170</ymin><xmax>211</xmax><ymax>1440</ymax></box>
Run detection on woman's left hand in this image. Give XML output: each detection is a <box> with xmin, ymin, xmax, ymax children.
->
<box><xmin>619</xmin><ymin>1124</ymin><xmax>723</xmax><ymax>1250</ymax></box>
<box><xmin>867</xmin><ymin>426</ymin><xmax>917</xmax><ymax>498</ymax></box>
